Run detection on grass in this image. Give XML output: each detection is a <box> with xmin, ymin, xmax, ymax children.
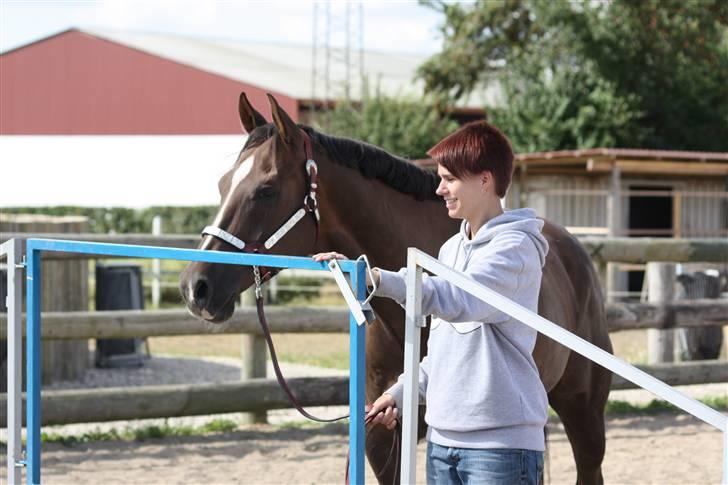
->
<box><xmin>25</xmin><ymin>395</ymin><xmax>726</xmax><ymax>447</ymax></box>
<box><xmin>603</xmin><ymin>395</ymin><xmax>727</xmax><ymax>416</ymax></box>
<box><xmin>149</xmin><ymin>333</ymin><xmax>351</xmax><ymax>370</ymax></box>
<box><xmin>40</xmin><ymin>418</ymin><xmax>238</xmax><ymax>447</ymax></box>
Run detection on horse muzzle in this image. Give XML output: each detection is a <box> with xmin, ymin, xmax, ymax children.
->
<box><xmin>180</xmin><ymin>268</ymin><xmax>240</xmax><ymax>323</ymax></box>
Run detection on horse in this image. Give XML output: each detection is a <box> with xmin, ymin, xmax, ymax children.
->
<box><xmin>180</xmin><ymin>92</ymin><xmax>613</xmax><ymax>485</ymax></box>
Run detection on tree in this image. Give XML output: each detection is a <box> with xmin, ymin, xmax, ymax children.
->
<box><xmin>317</xmin><ymin>81</ymin><xmax>458</xmax><ymax>160</ymax></box>
<box><xmin>418</xmin><ymin>0</ymin><xmax>728</xmax><ymax>152</ymax></box>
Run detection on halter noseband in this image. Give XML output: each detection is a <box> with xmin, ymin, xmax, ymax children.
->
<box><xmin>201</xmin><ymin>129</ymin><xmax>320</xmax><ymax>282</ymax></box>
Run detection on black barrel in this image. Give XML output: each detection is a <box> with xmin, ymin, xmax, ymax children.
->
<box><xmin>95</xmin><ymin>264</ymin><xmax>147</xmax><ymax>367</ymax></box>
<box><xmin>676</xmin><ymin>271</ymin><xmax>724</xmax><ymax>360</ymax></box>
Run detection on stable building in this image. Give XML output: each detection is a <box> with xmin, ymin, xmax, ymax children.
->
<box><xmin>507</xmin><ymin>149</ymin><xmax>727</xmax><ymax>299</ymax></box>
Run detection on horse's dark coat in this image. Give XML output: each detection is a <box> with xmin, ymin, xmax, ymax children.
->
<box><xmin>180</xmin><ymin>93</ymin><xmax>613</xmax><ymax>485</ymax></box>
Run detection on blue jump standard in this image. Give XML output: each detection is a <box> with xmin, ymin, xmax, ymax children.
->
<box><xmin>25</xmin><ymin>239</ymin><xmax>368</xmax><ymax>485</ymax></box>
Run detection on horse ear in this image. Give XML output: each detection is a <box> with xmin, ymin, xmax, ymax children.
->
<box><xmin>267</xmin><ymin>93</ymin><xmax>299</xmax><ymax>146</ymax></box>
<box><xmin>238</xmin><ymin>92</ymin><xmax>268</xmax><ymax>133</ymax></box>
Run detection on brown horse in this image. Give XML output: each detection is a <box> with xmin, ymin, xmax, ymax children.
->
<box><xmin>180</xmin><ymin>93</ymin><xmax>613</xmax><ymax>485</ymax></box>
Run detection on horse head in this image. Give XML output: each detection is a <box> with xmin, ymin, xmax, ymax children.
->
<box><xmin>180</xmin><ymin>93</ymin><xmax>319</xmax><ymax>322</ymax></box>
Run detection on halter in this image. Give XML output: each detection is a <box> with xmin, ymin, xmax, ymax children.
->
<box><xmin>201</xmin><ymin>129</ymin><xmax>320</xmax><ymax>284</ymax></box>
<box><xmin>199</xmin><ymin>128</ymin><xmax>400</xmax><ymax>483</ymax></box>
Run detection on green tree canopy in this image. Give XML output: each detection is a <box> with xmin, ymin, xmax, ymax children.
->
<box><xmin>316</xmin><ymin>82</ymin><xmax>458</xmax><ymax>160</ymax></box>
<box><xmin>418</xmin><ymin>0</ymin><xmax>728</xmax><ymax>152</ymax></box>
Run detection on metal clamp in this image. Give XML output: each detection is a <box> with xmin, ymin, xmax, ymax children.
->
<box><xmin>328</xmin><ymin>259</ymin><xmax>375</xmax><ymax>326</ymax></box>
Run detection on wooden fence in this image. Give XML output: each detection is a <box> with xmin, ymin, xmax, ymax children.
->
<box><xmin>1</xmin><ymin>299</ymin><xmax>727</xmax><ymax>339</ymax></box>
<box><xmin>1</xmin><ymin>360</ymin><xmax>726</xmax><ymax>426</ymax></box>
<box><xmin>1</xmin><ymin>236</ymin><xmax>726</xmax><ymax>426</ymax></box>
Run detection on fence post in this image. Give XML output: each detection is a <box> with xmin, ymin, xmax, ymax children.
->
<box><xmin>3</xmin><ymin>239</ymin><xmax>23</xmax><ymax>485</ymax></box>
<box><xmin>151</xmin><ymin>215</ymin><xmax>162</xmax><ymax>309</ymax></box>
<box><xmin>605</xmin><ymin>166</ymin><xmax>622</xmax><ymax>302</ymax></box>
<box><xmin>240</xmin><ymin>287</ymin><xmax>268</xmax><ymax>424</ymax></box>
<box><xmin>647</xmin><ymin>262</ymin><xmax>676</xmax><ymax>363</ymax></box>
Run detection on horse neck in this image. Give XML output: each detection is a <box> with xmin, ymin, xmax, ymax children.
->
<box><xmin>315</xmin><ymin>155</ymin><xmax>457</xmax><ymax>269</ymax></box>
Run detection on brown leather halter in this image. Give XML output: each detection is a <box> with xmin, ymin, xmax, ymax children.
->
<box><xmin>201</xmin><ymin>129</ymin><xmax>320</xmax><ymax>283</ymax></box>
<box><xmin>201</xmin><ymin>128</ymin><xmax>399</xmax><ymax>484</ymax></box>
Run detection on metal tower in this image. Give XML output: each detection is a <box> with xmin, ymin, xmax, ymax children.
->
<box><xmin>311</xmin><ymin>1</ymin><xmax>364</xmax><ymax>116</ymax></box>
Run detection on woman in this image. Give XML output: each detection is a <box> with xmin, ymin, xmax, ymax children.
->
<box><xmin>315</xmin><ymin>121</ymin><xmax>548</xmax><ymax>484</ymax></box>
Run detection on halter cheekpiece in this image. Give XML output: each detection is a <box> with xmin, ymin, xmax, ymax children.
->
<box><xmin>201</xmin><ymin>129</ymin><xmax>320</xmax><ymax>283</ymax></box>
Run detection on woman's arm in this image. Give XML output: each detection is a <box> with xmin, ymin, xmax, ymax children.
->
<box><xmin>375</xmin><ymin>233</ymin><xmax>534</xmax><ymax>323</ymax></box>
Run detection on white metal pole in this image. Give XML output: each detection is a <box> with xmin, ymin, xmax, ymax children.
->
<box><xmin>723</xmin><ymin>425</ymin><xmax>727</xmax><ymax>485</ymax></box>
<box><xmin>2</xmin><ymin>238</ymin><xmax>23</xmax><ymax>484</ymax></box>
<box><xmin>151</xmin><ymin>215</ymin><xmax>162</xmax><ymax>308</ymax></box>
<box><xmin>401</xmin><ymin>248</ymin><xmax>424</xmax><ymax>485</ymax></box>
<box><xmin>404</xmin><ymin>247</ymin><xmax>727</xmax><ymax>484</ymax></box>
<box><xmin>413</xmin><ymin>249</ymin><xmax>727</xmax><ymax>431</ymax></box>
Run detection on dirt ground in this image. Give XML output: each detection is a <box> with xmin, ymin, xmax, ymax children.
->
<box><xmin>6</xmin><ymin>413</ymin><xmax>721</xmax><ymax>485</ymax></box>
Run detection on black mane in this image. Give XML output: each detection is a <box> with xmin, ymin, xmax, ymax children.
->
<box><xmin>244</xmin><ymin>124</ymin><xmax>440</xmax><ymax>201</ymax></box>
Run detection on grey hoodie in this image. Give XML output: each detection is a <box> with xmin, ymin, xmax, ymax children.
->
<box><xmin>375</xmin><ymin>208</ymin><xmax>549</xmax><ymax>451</ymax></box>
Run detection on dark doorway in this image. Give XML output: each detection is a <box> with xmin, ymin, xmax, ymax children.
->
<box><xmin>627</xmin><ymin>185</ymin><xmax>673</xmax><ymax>297</ymax></box>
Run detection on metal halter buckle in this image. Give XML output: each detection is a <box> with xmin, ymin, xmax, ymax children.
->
<box><xmin>253</xmin><ymin>266</ymin><xmax>262</xmax><ymax>299</ymax></box>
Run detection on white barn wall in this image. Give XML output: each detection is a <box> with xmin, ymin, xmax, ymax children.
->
<box><xmin>0</xmin><ymin>135</ymin><xmax>246</xmax><ymax>208</ymax></box>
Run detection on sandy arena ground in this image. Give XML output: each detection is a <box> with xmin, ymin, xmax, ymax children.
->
<box><xmin>2</xmin><ymin>358</ymin><xmax>725</xmax><ymax>484</ymax></box>
<box><xmin>1</xmin><ymin>411</ymin><xmax>723</xmax><ymax>484</ymax></box>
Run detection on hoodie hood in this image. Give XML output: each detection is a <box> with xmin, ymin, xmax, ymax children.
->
<box><xmin>460</xmin><ymin>208</ymin><xmax>549</xmax><ymax>267</ymax></box>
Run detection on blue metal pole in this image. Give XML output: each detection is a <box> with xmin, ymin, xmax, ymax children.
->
<box><xmin>348</xmin><ymin>262</ymin><xmax>367</xmax><ymax>484</ymax></box>
<box><xmin>21</xmin><ymin>239</ymin><xmax>368</xmax><ymax>483</ymax></box>
<box><xmin>26</xmin><ymin>243</ymin><xmax>41</xmax><ymax>485</ymax></box>
<box><xmin>24</xmin><ymin>239</ymin><xmax>359</xmax><ymax>273</ymax></box>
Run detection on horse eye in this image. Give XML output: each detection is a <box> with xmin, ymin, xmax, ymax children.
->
<box><xmin>253</xmin><ymin>185</ymin><xmax>278</xmax><ymax>201</ymax></box>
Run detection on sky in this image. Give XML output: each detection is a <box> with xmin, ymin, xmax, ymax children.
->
<box><xmin>1</xmin><ymin>0</ymin><xmax>446</xmax><ymax>55</ymax></box>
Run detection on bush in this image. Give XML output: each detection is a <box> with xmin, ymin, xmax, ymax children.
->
<box><xmin>2</xmin><ymin>206</ymin><xmax>217</xmax><ymax>234</ymax></box>
<box><xmin>317</xmin><ymin>81</ymin><xmax>458</xmax><ymax>159</ymax></box>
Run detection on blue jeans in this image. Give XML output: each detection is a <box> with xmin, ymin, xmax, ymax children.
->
<box><xmin>426</xmin><ymin>442</ymin><xmax>543</xmax><ymax>485</ymax></box>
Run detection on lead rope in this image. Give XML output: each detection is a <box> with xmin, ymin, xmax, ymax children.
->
<box><xmin>252</xmin><ymin>265</ymin><xmax>400</xmax><ymax>485</ymax></box>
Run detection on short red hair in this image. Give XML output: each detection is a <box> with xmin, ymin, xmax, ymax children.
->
<box><xmin>427</xmin><ymin>121</ymin><xmax>514</xmax><ymax>198</ymax></box>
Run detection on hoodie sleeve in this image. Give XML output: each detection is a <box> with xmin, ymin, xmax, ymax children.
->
<box><xmin>384</xmin><ymin>354</ymin><xmax>430</xmax><ymax>412</ymax></box>
<box><xmin>375</xmin><ymin>232</ymin><xmax>535</xmax><ymax>323</ymax></box>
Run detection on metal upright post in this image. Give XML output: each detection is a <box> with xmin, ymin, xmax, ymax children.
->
<box><xmin>401</xmin><ymin>248</ymin><xmax>424</xmax><ymax>485</ymax></box>
<box><xmin>3</xmin><ymin>239</ymin><xmax>23</xmax><ymax>485</ymax></box>
<box><xmin>348</xmin><ymin>261</ymin><xmax>367</xmax><ymax>484</ymax></box>
<box><xmin>26</xmin><ymin>242</ymin><xmax>42</xmax><ymax>485</ymax></box>
<box><xmin>723</xmin><ymin>423</ymin><xmax>728</xmax><ymax>485</ymax></box>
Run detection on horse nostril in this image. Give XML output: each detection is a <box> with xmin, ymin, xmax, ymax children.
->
<box><xmin>194</xmin><ymin>279</ymin><xmax>209</xmax><ymax>306</ymax></box>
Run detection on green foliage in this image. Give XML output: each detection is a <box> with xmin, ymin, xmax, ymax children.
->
<box><xmin>318</xmin><ymin>81</ymin><xmax>458</xmax><ymax>159</ymax></box>
<box><xmin>40</xmin><ymin>418</ymin><xmax>239</xmax><ymax>446</ymax></box>
<box><xmin>489</xmin><ymin>59</ymin><xmax>645</xmax><ymax>152</ymax></box>
<box><xmin>2</xmin><ymin>206</ymin><xmax>217</xmax><ymax>234</ymax></box>
<box><xmin>419</xmin><ymin>0</ymin><xmax>728</xmax><ymax>152</ymax></box>
<box><xmin>604</xmin><ymin>395</ymin><xmax>727</xmax><ymax>416</ymax></box>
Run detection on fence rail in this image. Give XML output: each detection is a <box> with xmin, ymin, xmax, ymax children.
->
<box><xmin>2</xmin><ymin>234</ymin><xmax>727</xmax><ymax>263</ymax></box>
<box><xmin>2</xmin><ymin>360</ymin><xmax>726</xmax><ymax>427</ymax></box>
<box><xmin>1</xmin><ymin>299</ymin><xmax>725</xmax><ymax>339</ymax></box>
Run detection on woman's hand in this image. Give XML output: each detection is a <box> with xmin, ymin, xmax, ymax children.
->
<box><xmin>366</xmin><ymin>393</ymin><xmax>398</xmax><ymax>430</ymax></box>
<box><xmin>312</xmin><ymin>251</ymin><xmax>348</xmax><ymax>262</ymax></box>
<box><xmin>312</xmin><ymin>252</ymin><xmax>380</xmax><ymax>288</ymax></box>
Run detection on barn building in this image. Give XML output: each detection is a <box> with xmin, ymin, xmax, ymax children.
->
<box><xmin>0</xmin><ymin>28</ymin><xmax>487</xmax><ymax>208</ymax></box>
<box><xmin>416</xmin><ymin>149</ymin><xmax>728</xmax><ymax>299</ymax></box>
